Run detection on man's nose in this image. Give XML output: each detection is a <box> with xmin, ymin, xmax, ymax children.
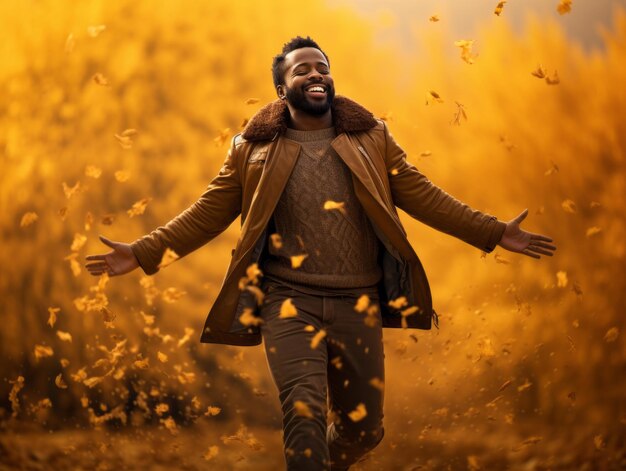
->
<box><xmin>307</xmin><ymin>70</ymin><xmax>324</xmax><ymax>81</ymax></box>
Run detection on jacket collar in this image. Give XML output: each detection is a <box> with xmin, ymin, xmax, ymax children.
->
<box><xmin>241</xmin><ymin>95</ymin><xmax>378</xmax><ymax>141</ymax></box>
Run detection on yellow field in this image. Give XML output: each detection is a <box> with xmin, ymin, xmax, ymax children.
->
<box><xmin>1</xmin><ymin>1</ymin><xmax>624</xmax><ymax>469</ymax></box>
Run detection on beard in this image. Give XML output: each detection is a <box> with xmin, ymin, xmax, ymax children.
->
<box><xmin>285</xmin><ymin>83</ymin><xmax>335</xmax><ymax>116</ymax></box>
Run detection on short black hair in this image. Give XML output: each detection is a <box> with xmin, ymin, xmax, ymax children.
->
<box><xmin>272</xmin><ymin>36</ymin><xmax>330</xmax><ymax>88</ymax></box>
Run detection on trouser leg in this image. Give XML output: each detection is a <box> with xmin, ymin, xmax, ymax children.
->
<box><xmin>260</xmin><ymin>282</ymin><xmax>330</xmax><ymax>470</ymax></box>
<box><xmin>325</xmin><ymin>293</ymin><xmax>385</xmax><ymax>469</ymax></box>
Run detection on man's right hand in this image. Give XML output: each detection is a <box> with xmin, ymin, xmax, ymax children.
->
<box><xmin>85</xmin><ymin>235</ymin><xmax>140</xmax><ymax>277</ymax></box>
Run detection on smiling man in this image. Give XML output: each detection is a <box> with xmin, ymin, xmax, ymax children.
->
<box><xmin>86</xmin><ymin>36</ymin><xmax>556</xmax><ymax>470</ymax></box>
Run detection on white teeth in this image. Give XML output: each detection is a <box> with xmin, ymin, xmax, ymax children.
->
<box><xmin>307</xmin><ymin>86</ymin><xmax>325</xmax><ymax>92</ymax></box>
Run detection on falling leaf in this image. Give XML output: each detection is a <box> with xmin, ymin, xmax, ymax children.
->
<box><xmin>331</xmin><ymin>356</ymin><xmax>343</xmax><ymax>370</ymax></box>
<box><xmin>158</xmin><ymin>248</ymin><xmax>180</xmax><ymax>269</ymax></box>
<box><xmin>429</xmin><ymin>15</ymin><xmax>440</xmax><ymax>22</ymax></box>
<box><xmin>420</xmin><ymin>151</ymin><xmax>432</xmax><ymax>157</ymax></box>
<box><xmin>388</xmin><ymin>296</ymin><xmax>408</xmax><ymax>309</ymax></box>
<box><xmin>323</xmin><ymin>200</ymin><xmax>346</xmax><ymax>215</ymax></box>
<box><xmin>354</xmin><ymin>295</ymin><xmax>370</xmax><ymax>313</ymax></box>
<box><xmin>294</xmin><ymin>400</ymin><xmax>314</xmax><ymax>418</ymax></box>
<box><xmin>203</xmin><ymin>446</ymin><xmax>219</xmax><ymax>461</ymax></box>
<box><xmin>161</xmin><ymin>416</ymin><xmax>178</xmax><ymax>435</ymax></box>
<box><xmin>561</xmin><ymin>199</ymin><xmax>577</xmax><ymax>213</ymax></box>
<box><xmin>246</xmin><ymin>285</ymin><xmax>265</xmax><ymax>305</ymax></box>
<box><xmin>544</xmin><ymin>161</ymin><xmax>559</xmax><ymax>175</ymax></box>
<box><xmin>304</xmin><ymin>325</ymin><xmax>315</xmax><ymax>332</ymax></box>
<box><xmin>83</xmin><ymin>376</ymin><xmax>103</xmax><ymax>388</ymax></box>
<box><xmin>62</xmin><ymin>181</ymin><xmax>81</xmax><ymax>199</ymax></box>
<box><xmin>127</xmin><ymin>197</ymin><xmax>152</xmax><ymax>217</ymax></box>
<box><xmin>494</xmin><ymin>253</ymin><xmax>510</xmax><ymax>264</ymax></box>
<box><xmin>101</xmin><ymin>214</ymin><xmax>116</xmax><ymax>225</ymax></box>
<box><xmin>155</xmin><ymin>403</ymin><xmax>169</xmax><ymax>416</ymax></box>
<box><xmin>157</xmin><ymin>351</ymin><xmax>168</xmax><ymax>363</ymax></box>
<box><xmin>93</xmin><ymin>73</ymin><xmax>110</xmax><ymax>86</ymax></box>
<box><xmin>245</xmin><ymin>98</ymin><xmax>260</xmax><ymax>105</ymax></box>
<box><xmin>468</xmin><ymin>455</ymin><xmax>481</xmax><ymax>471</ymax></box>
<box><xmin>451</xmin><ymin>101</ymin><xmax>468</xmax><ymax>125</ymax></box>
<box><xmin>9</xmin><ymin>376</ymin><xmax>25</xmax><ymax>417</ymax></box>
<box><xmin>270</xmin><ymin>233</ymin><xmax>283</xmax><ymax>250</ymax></box>
<box><xmin>34</xmin><ymin>345</ymin><xmax>54</xmax><ymax>360</ymax></box>
<box><xmin>427</xmin><ymin>90</ymin><xmax>444</xmax><ymax>104</ymax></box>
<box><xmin>390</xmin><ymin>168</ymin><xmax>399</xmax><ymax>176</ymax></box>
<box><xmin>586</xmin><ymin>227</ymin><xmax>602</xmax><ymax>237</ymax></box>
<box><xmin>240</xmin><ymin>118</ymin><xmax>249</xmax><ymax>128</ymax></box>
<box><xmin>557</xmin><ymin>0</ymin><xmax>572</xmax><ymax>15</ymax></box>
<box><xmin>55</xmin><ymin>374</ymin><xmax>68</xmax><ymax>389</ymax></box>
<box><xmin>604</xmin><ymin>327</ymin><xmax>619</xmax><ymax>343</ymax></box>
<box><xmin>348</xmin><ymin>403</ymin><xmax>368</xmax><ymax>422</ymax></box>
<box><xmin>47</xmin><ymin>307</ymin><xmax>60</xmax><ymax>327</ymax></box>
<box><xmin>20</xmin><ymin>212</ymin><xmax>38</xmax><ymax>227</ymax></box>
<box><xmin>214</xmin><ymin>128</ymin><xmax>231</xmax><ymax>147</ymax></box>
<box><xmin>279</xmin><ymin>298</ymin><xmax>298</xmax><ymax>318</ymax></box>
<box><xmin>101</xmin><ymin>306</ymin><xmax>116</xmax><ymax>322</ymax></box>
<box><xmin>84</xmin><ymin>211</ymin><xmax>94</xmax><ymax>231</ymax></box>
<box><xmin>369</xmin><ymin>377</ymin><xmax>385</xmax><ymax>391</ymax></box>
<box><xmin>454</xmin><ymin>40</ymin><xmax>477</xmax><ymax>64</ymax></box>
<box><xmin>556</xmin><ymin>271</ymin><xmax>568</xmax><ymax>288</ymax></box>
<box><xmin>531</xmin><ymin>65</ymin><xmax>547</xmax><ymax>79</ymax></box>
<box><xmin>310</xmin><ymin>329</ymin><xmax>327</xmax><ymax>349</ymax></box>
<box><xmin>57</xmin><ymin>331</ymin><xmax>72</xmax><ymax>343</ymax></box>
<box><xmin>205</xmin><ymin>406</ymin><xmax>222</xmax><ymax>417</ymax></box>
<box><xmin>291</xmin><ymin>254</ymin><xmax>308</xmax><ymax>269</ymax></box>
<box><xmin>71</xmin><ymin>233</ymin><xmax>87</xmax><ymax>252</ymax></box>
<box><xmin>498</xmin><ymin>379</ymin><xmax>513</xmax><ymax>392</ymax></box>
<box><xmin>593</xmin><ymin>434</ymin><xmax>606</xmax><ymax>450</ymax></box>
<box><xmin>65</xmin><ymin>33</ymin><xmax>75</xmax><ymax>53</ymax></box>
<box><xmin>85</xmin><ymin>165</ymin><xmax>102</xmax><ymax>178</ymax></box>
<box><xmin>114</xmin><ymin>129</ymin><xmax>138</xmax><ymax>149</ymax></box>
<box><xmin>115</xmin><ymin>170</ymin><xmax>130</xmax><ymax>182</ymax></box>
<box><xmin>379</xmin><ymin>111</ymin><xmax>393</xmax><ymax>122</ymax></box>
<box><xmin>239</xmin><ymin>308</ymin><xmax>264</xmax><ymax>326</ymax></box>
<box><xmin>134</xmin><ymin>358</ymin><xmax>150</xmax><ymax>369</ymax></box>
<box><xmin>545</xmin><ymin>70</ymin><xmax>560</xmax><ymax>85</ymax></box>
<box><xmin>140</xmin><ymin>311</ymin><xmax>155</xmax><ymax>326</ymax></box>
<box><xmin>246</xmin><ymin>263</ymin><xmax>263</xmax><ymax>285</ymax></box>
<box><xmin>494</xmin><ymin>1</ymin><xmax>507</xmax><ymax>16</ymax></box>
<box><xmin>517</xmin><ymin>379</ymin><xmax>532</xmax><ymax>392</ymax></box>
<box><xmin>178</xmin><ymin>327</ymin><xmax>194</xmax><ymax>347</ymax></box>
<box><xmin>87</xmin><ymin>24</ymin><xmax>106</xmax><ymax>37</ymax></box>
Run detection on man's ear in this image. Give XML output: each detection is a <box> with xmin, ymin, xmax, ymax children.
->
<box><xmin>276</xmin><ymin>85</ymin><xmax>285</xmax><ymax>100</ymax></box>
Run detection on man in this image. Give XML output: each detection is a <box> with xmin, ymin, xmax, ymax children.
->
<box><xmin>86</xmin><ymin>37</ymin><xmax>556</xmax><ymax>470</ymax></box>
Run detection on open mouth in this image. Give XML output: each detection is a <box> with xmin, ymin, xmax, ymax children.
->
<box><xmin>305</xmin><ymin>84</ymin><xmax>327</xmax><ymax>98</ymax></box>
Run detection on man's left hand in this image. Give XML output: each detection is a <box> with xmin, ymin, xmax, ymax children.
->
<box><xmin>498</xmin><ymin>209</ymin><xmax>556</xmax><ymax>259</ymax></box>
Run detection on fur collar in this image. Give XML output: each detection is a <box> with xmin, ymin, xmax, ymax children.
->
<box><xmin>241</xmin><ymin>95</ymin><xmax>378</xmax><ymax>141</ymax></box>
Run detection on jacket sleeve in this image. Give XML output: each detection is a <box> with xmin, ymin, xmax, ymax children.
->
<box><xmin>382</xmin><ymin>121</ymin><xmax>506</xmax><ymax>253</ymax></box>
<box><xmin>129</xmin><ymin>136</ymin><xmax>243</xmax><ymax>275</ymax></box>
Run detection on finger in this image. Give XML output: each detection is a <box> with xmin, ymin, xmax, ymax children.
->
<box><xmin>529</xmin><ymin>233</ymin><xmax>554</xmax><ymax>242</ymax></box>
<box><xmin>86</xmin><ymin>262</ymin><xmax>108</xmax><ymax>270</ymax></box>
<box><xmin>530</xmin><ymin>241</ymin><xmax>557</xmax><ymax>250</ymax></box>
<box><xmin>99</xmin><ymin>235</ymin><xmax>118</xmax><ymax>249</ymax></box>
<box><xmin>85</xmin><ymin>254</ymin><xmax>107</xmax><ymax>261</ymax></box>
<box><xmin>527</xmin><ymin>246</ymin><xmax>554</xmax><ymax>256</ymax></box>
<box><xmin>513</xmin><ymin>208</ymin><xmax>529</xmax><ymax>224</ymax></box>
<box><xmin>521</xmin><ymin>248</ymin><xmax>540</xmax><ymax>259</ymax></box>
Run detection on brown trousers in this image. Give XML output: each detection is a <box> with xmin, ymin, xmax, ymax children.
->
<box><xmin>259</xmin><ymin>278</ymin><xmax>385</xmax><ymax>470</ymax></box>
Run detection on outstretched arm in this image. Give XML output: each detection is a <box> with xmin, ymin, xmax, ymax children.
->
<box><xmin>85</xmin><ymin>136</ymin><xmax>243</xmax><ymax>276</ymax></box>
<box><xmin>498</xmin><ymin>208</ymin><xmax>556</xmax><ymax>259</ymax></box>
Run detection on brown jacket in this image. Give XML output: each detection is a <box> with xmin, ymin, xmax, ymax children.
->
<box><xmin>130</xmin><ymin>96</ymin><xmax>507</xmax><ymax>346</ymax></box>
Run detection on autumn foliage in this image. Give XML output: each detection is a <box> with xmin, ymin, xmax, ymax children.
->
<box><xmin>1</xmin><ymin>0</ymin><xmax>625</xmax><ymax>469</ymax></box>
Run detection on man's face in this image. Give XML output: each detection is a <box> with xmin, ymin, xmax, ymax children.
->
<box><xmin>280</xmin><ymin>47</ymin><xmax>335</xmax><ymax>116</ymax></box>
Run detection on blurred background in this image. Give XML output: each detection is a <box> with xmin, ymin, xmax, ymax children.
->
<box><xmin>1</xmin><ymin>0</ymin><xmax>624</xmax><ymax>469</ymax></box>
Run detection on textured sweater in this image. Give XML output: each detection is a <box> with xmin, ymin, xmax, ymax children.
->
<box><xmin>262</xmin><ymin>127</ymin><xmax>382</xmax><ymax>288</ymax></box>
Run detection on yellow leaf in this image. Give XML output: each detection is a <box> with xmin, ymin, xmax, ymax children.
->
<box><xmin>586</xmin><ymin>226</ymin><xmax>602</xmax><ymax>237</ymax></box>
<box><xmin>291</xmin><ymin>254</ymin><xmax>308</xmax><ymax>269</ymax></box>
<box><xmin>388</xmin><ymin>296</ymin><xmax>408</xmax><ymax>309</ymax></box>
<box><xmin>134</xmin><ymin>358</ymin><xmax>150</xmax><ymax>369</ymax></box>
<box><xmin>246</xmin><ymin>263</ymin><xmax>263</xmax><ymax>284</ymax></box>
<box><xmin>214</xmin><ymin>128</ymin><xmax>231</xmax><ymax>147</ymax></box>
<box><xmin>354</xmin><ymin>295</ymin><xmax>370</xmax><ymax>313</ymax></box>
<box><xmin>56</xmin><ymin>331</ymin><xmax>72</xmax><ymax>343</ymax></box>
<box><xmin>604</xmin><ymin>327</ymin><xmax>619</xmax><ymax>343</ymax></box>
<box><xmin>531</xmin><ymin>65</ymin><xmax>547</xmax><ymax>79</ymax></box>
<box><xmin>34</xmin><ymin>345</ymin><xmax>54</xmax><ymax>360</ymax></box>
<box><xmin>177</xmin><ymin>327</ymin><xmax>194</xmax><ymax>347</ymax></box>
<box><xmin>62</xmin><ymin>181</ymin><xmax>81</xmax><ymax>199</ymax></box>
<box><xmin>556</xmin><ymin>271</ymin><xmax>568</xmax><ymax>288</ymax></box>
<box><xmin>87</xmin><ymin>25</ymin><xmax>106</xmax><ymax>37</ymax></box>
<box><xmin>293</xmin><ymin>400</ymin><xmax>314</xmax><ymax>418</ymax></box>
<box><xmin>158</xmin><ymin>248</ymin><xmax>180</xmax><ymax>269</ymax></box>
<box><xmin>55</xmin><ymin>374</ymin><xmax>67</xmax><ymax>389</ymax></box>
<box><xmin>205</xmin><ymin>406</ymin><xmax>222</xmax><ymax>416</ymax></box>
<box><xmin>420</xmin><ymin>151</ymin><xmax>432</xmax><ymax>157</ymax></box>
<box><xmin>114</xmin><ymin>170</ymin><xmax>130</xmax><ymax>182</ymax></box>
<box><xmin>83</xmin><ymin>376</ymin><xmax>103</xmax><ymax>388</ymax></box>
<box><xmin>369</xmin><ymin>377</ymin><xmax>385</xmax><ymax>391</ymax></box>
<box><xmin>92</xmin><ymin>73</ymin><xmax>110</xmax><ymax>86</ymax></box>
<box><xmin>47</xmin><ymin>307</ymin><xmax>60</xmax><ymax>327</ymax></box>
<box><xmin>71</xmin><ymin>233</ymin><xmax>87</xmax><ymax>252</ymax></box>
<box><xmin>162</xmin><ymin>287</ymin><xmax>186</xmax><ymax>303</ymax></box>
<box><xmin>155</xmin><ymin>403</ymin><xmax>169</xmax><ymax>416</ymax></box>
<box><xmin>64</xmin><ymin>33</ymin><xmax>75</xmax><ymax>53</ymax></box>
<box><xmin>494</xmin><ymin>253</ymin><xmax>510</xmax><ymax>264</ymax></box>
<box><xmin>20</xmin><ymin>212</ymin><xmax>38</xmax><ymax>227</ymax></box>
<box><xmin>127</xmin><ymin>197</ymin><xmax>152</xmax><ymax>217</ymax></box>
<box><xmin>428</xmin><ymin>90</ymin><xmax>443</xmax><ymax>103</ymax></box>
<box><xmin>310</xmin><ymin>329</ymin><xmax>327</xmax><ymax>349</ymax></box>
<box><xmin>203</xmin><ymin>445</ymin><xmax>219</xmax><ymax>461</ymax></box>
<box><xmin>140</xmin><ymin>311</ymin><xmax>155</xmax><ymax>325</ymax></box>
<box><xmin>545</xmin><ymin>70</ymin><xmax>560</xmax><ymax>85</ymax></box>
<box><xmin>494</xmin><ymin>1</ymin><xmax>506</xmax><ymax>16</ymax></box>
<box><xmin>454</xmin><ymin>39</ymin><xmax>477</xmax><ymax>64</ymax></box>
<box><xmin>84</xmin><ymin>211</ymin><xmax>93</xmax><ymax>231</ymax></box>
<box><xmin>323</xmin><ymin>200</ymin><xmax>346</xmax><ymax>215</ymax></box>
<box><xmin>557</xmin><ymin>0</ymin><xmax>572</xmax><ymax>15</ymax></box>
<box><xmin>429</xmin><ymin>14</ymin><xmax>440</xmax><ymax>22</ymax></box>
<box><xmin>160</xmin><ymin>416</ymin><xmax>178</xmax><ymax>435</ymax></box>
<box><xmin>239</xmin><ymin>308</ymin><xmax>263</xmax><ymax>327</ymax></box>
<box><xmin>279</xmin><ymin>298</ymin><xmax>298</xmax><ymax>318</ymax></box>
<box><xmin>85</xmin><ymin>165</ymin><xmax>102</xmax><ymax>178</ymax></box>
<box><xmin>270</xmin><ymin>233</ymin><xmax>283</xmax><ymax>250</ymax></box>
<box><xmin>101</xmin><ymin>214</ymin><xmax>115</xmax><ymax>225</ymax></box>
<box><xmin>157</xmin><ymin>351</ymin><xmax>168</xmax><ymax>363</ymax></box>
<box><xmin>245</xmin><ymin>98</ymin><xmax>260</xmax><ymax>105</ymax></box>
<box><xmin>348</xmin><ymin>403</ymin><xmax>367</xmax><ymax>422</ymax></box>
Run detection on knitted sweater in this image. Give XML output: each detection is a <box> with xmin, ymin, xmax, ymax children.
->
<box><xmin>262</xmin><ymin>126</ymin><xmax>382</xmax><ymax>288</ymax></box>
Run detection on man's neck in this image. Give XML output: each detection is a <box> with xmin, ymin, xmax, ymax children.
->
<box><xmin>286</xmin><ymin>107</ymin><xmax>333</xmax><ymax>131</ymax></box>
